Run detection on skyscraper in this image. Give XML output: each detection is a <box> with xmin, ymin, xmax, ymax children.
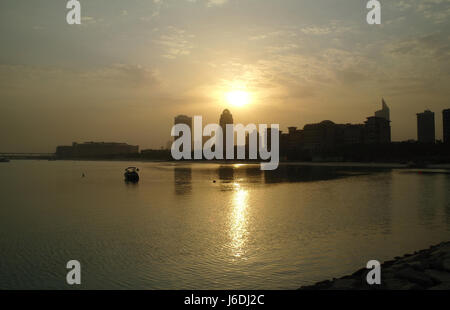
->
<box><xmin>443</xmin><ymin>109</ymin><xmax>450</xmax><ymax>144</ymax></box>
<box><xmin>363</xmin><ymin>99</ymin><xmax>391</xmax><ymax>144</ymax></box>
<box><xmin>375</xmin><ymin>98</ymin><xmax>390</xmax><ymax>121</ymax></box>
<box><xmin>219</xmin><ymin>109</ymin><xmax>234</xmax><ymax>157</ymax></box>
<box><xmin>417</xmin><ymin>110</ymin><xmax>435</xmax><ymax>143</ymax></box>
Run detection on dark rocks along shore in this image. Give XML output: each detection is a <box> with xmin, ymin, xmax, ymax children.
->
<box><xmin>299</xmin><ymin>241</ymin><xmax>450</xmax><ymax>290</ymax></box>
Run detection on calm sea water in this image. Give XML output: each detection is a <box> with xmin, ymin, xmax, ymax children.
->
<box><xmin>1</xmin><ymin>160</ymin><xmax>450</xmax><ymax>289</ymax></box>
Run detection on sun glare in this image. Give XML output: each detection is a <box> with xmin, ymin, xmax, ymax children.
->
<box><xmin>225</xmin><ymin>90</ymin><xmax>250</xmax><ymax>107</ymax></box>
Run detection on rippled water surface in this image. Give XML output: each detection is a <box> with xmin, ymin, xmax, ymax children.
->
<box><xmin>1</xmin><ymin>160</ymin><xmax>450</xmax><ymax>289</ymax></box>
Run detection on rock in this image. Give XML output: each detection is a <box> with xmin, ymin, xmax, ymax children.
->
<box><xmin>423</xmin><ymin>269</ymin><xmax>450</xmax><ymax>284</ymax></box>
<box><xmin>407</xmin><ymin>261</ymin><xmax>426</xmax><ymax>271</ymax></box>
<box><xmin>429</xmin><ymin>257</ymin><xmax>450</xmax><ymax>271</ymax></box>
<box><xmin>431</xmin><ymin>243</ymin><xmax>450</xmax><ymax>257</ymax></box>
<box><xmin>394</xmin><ymin>268</ymin><xmax>435</xmax><ymax>287</ymax></box>
<box><xmin>428</xmin><ymin>282</ymin><xmax>450</xmax><ymax>290</ymax></box>
<box><xmin>330</xmin><ymin>278</ymin><xmax>357</xmax><ymax>290</ymax></box>
<box><xmin>442</xmin><ymin>259</ymin><xmax>450</xmax><ymax>272</ymax></box>
<box><xmin>429</xmin><ymin>258</ymin><xmax>445</xmax><ymax>270</ymax></box>
<box><xmin>298</xmin><ymin>241</ymin><xmax>450</xmax><ymax>290</ymax></box>
<box><xmin>384</xmin><ymin>278</ymin><xmax>423</xmax><ymax>290</ymax></box>
<box><xmin>381</xmin><ymin>271</ymin><xmax>396</xmax><ymax>280</ymax></box>
<box><xmin>389</xmin><ymin>262</ymin><xmax>408</xmax><ymax>272</ymax></box>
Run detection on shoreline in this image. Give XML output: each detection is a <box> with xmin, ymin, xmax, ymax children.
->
<box><xmin>299</xmin><ymin>241</ymin><xmax>450</xmax><ymax>290</ymax></box>
<box><xmin>6</xmin><ymin>158</ymin><xmax>450</xmax><ymax>170</ymax></box>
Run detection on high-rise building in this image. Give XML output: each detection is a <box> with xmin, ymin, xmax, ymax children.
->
<box><xmin>219</xmin><ymin>109</ymin><xmax>233</xmax><ymax>128</ymax></box>
<box><xmin>417</xmin><ymin>110</ymin><xmax>435</xmax><ymax>143</ymax></box>
<box><xmin>174</xmin><ymin>115</ymin><xmax>193</xmax><ymax>151</ymax></box>
<box><xmin>219</xmin><ymin>109</ymin><xmax>233</xmax><ymax>157</ymax></box>
<box><xmin>375</xmin><ymin>98</ymin><xmax>390</xmax><ymax>121</ymax></box>
<box><xmin>443</xmin><ymin>109</ymin><xmax>450</xmax><ymax>144</ymax></box>
<box><xmin>364</xmin><ymin>117</ymin><xmax>391</xmax><ymax>144</ymax></box>
<box><xmin>362</xmin><ymin>99</ymin><xmax>391</xmax><ymax>144</ymax></box>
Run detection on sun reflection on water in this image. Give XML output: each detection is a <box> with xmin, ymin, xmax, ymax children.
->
<box><xmin>229</xmin><ymin>183</ymin><xmax>249</xmax><ymax>258</ymax></box>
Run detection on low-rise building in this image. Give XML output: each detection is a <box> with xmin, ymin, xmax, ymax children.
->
<box><xmin>56</xmin><ymin>142</ymin><xmax>139</xmax><ymax>158</ymax></box>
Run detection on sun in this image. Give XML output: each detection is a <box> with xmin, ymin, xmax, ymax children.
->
<box><xmin>225</xmin><ymin>90</ymin><xmax>250</xmax><ymax>107</ymax></box>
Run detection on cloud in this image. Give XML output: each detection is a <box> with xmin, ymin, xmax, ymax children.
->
<box><xmin>154</xmin><ymin>26</ymin><xmax>195</xmax><ymax>59</ymax></box>
<box><xmin>388</xmin><ymin>33</ymin><xmax>450</xmax><ymax>61</ymax></box>
<box><xmin>300</xmin><ymin>22</ymin><xmax>353</xmax><ymax>36</ymax></box>
<box><xmin>0</xmin><ymin>64</ymin><xmax>161</xmax><ymax>94</ymax></box>
<box><xmin>141</xmin><ymin>0</ymin><xmax>229</xmax><ymax>19</ymax></box>
<box><xmin>393</xmin><ymin>0</ymin><xmax>450</xmax><ymax>24</ymax></box>
<box><xmin>206</xmin><ymin>0</ymin><xmax>229</xmax><ymax>7</ymax></box>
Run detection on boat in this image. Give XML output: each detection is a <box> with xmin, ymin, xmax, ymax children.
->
<box><xmin>0</xmin><ymin>157</ymin><xmax>10</xmax><ymax>163</ymax></box>
<box><xmin>124</xmin><ymin>167</ymin><xmax>140</xmax><ymax>183</ymax></box>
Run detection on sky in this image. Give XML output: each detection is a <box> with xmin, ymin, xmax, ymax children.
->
<box><xmin>0</xmin><ymin>0</ymin><xmax>449</xmax><ymax>152</ymax></box>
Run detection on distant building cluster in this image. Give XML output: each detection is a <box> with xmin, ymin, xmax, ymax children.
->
<box><xmin>171</xmin><ymin>99</ymin><xmax>392</xmax><ymax>160</ymax></box>
<box><xmin>416</xmin><ymin>108</ymin><xmax>450</xmax><ymax>144</ymax></box>
<box><xmin>171</xmin><ymin>99</ymin><xmax>450</xmax><ymax>162</ymax></box>
<box><xmin>56</xmin><ymin>142</ymin><xmax>139</xmax><ymax>158</ymax></box>
<box><xmin>280</xmin><ymin>99</ymin><xmax>391</xmax><ymax>153</ymax></box>
<box><xmin>54</xmin><ymin>99</ymin><xmax>450</xmax><ymax>161</ymax></box>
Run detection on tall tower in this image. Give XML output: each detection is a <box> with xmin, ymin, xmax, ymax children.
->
<box><xmin>375</xmin><ymin>98</ymin><xmax>390</xmax><ymax>121</ymax></box>
<box><xmin>417</xmin><ymin>110</ymin><xmax>435</xmax><ymax>143</ymax></box>
<box><xmin>365</xmin><ymin>98</ymin><xmax>391</xmax><ymax>144</ymax></box>
<box><xmin>219</xmin><ymin>109</ymin><xmax>234</xmax><ymax>157</ymax></box>
<box><xmin>442</xmin><ymin>109</ymin><xmax>450</xmax><ymax>144</ymax></box>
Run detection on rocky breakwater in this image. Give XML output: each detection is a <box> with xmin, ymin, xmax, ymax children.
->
<box><xmin>300</xmin><ymin>241</ymin><xmax>450</xmax><ymax>290</ymax></box>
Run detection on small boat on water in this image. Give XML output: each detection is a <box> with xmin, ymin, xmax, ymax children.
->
<box><xmin>124</xmin><ymin>167</ymin><xmax>140</xmax><ymax>183</ymax></box>
<box><xmin>0</xmin><ymin>157</ymin><xmax>10</xmax><ymax>163</ymax></box>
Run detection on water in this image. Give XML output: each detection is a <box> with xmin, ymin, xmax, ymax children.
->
<box><xmin>1</xmin><ymin>160</ymin><xmax>450</xmax><ymax>289</ymax></box>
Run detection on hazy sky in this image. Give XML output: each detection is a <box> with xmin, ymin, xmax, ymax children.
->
<box><xmin>1</xmin><ymin>0</ymin><xmax>449</xmax><ymax>152</ymax></box>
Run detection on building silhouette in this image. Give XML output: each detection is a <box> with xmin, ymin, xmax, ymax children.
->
<box><xmin>417</xmin><ymin>110</ymin><xmax>435</xmax><ymax>143</ymax></box>
<box><xmin>174</xmin><ymin>115</ymin><xmax>192</xmax><ymax>130</ymax></box>
<box><xmin>443</xmin><ymin>109</ymin><xmax>450</xmax><ymax>144</ymax></box>
<box><xmin>279</xmin><ymin>99</ymin><xmax>391</xmax><ymax>158</ymax></box>
<box><xmin>342</xmin><ymin>123</ymin><xmax>365</xmax><ymax>145</ymax></box>
<box><xmin>302</xmin><ymin>120</ymin><xmax>341</xmax><ymax>150</ymax></box>
<box><xmin>219</xmin><ymin>109</ymin><xmax>234</xmax><ymax>157</ymax></box>
<box><xmin>375</xmin><ymin>98</ymin><xmax>390</xmax><ymax>121</ymax></box>
<box><xmin>174</xmin><ymin>115</ymin><xmax>193</xmax><ymax>152</ymax></box>
<box><xmin>284</xmin><ymin>127</ymin><xmax>302</xmax><ymax>151</ymax></box>
<box><xmin>56</xmin><ymin>142</ymin><xmax>139</xmax><ymax>158</ymax></box>
<box><xmin>366</xmin><ymin>99</ymin><xmax>391</xmax><ymax>144</ymax></box>
<box><xmin>245</xmin><ymin>128</ymin><xmax>259</xmax><ymax>158</ymax></box>
<box><xmin>364</xmin><ymin>116</ymin><xmax>391</xmax><ymax>144</ymax></box>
